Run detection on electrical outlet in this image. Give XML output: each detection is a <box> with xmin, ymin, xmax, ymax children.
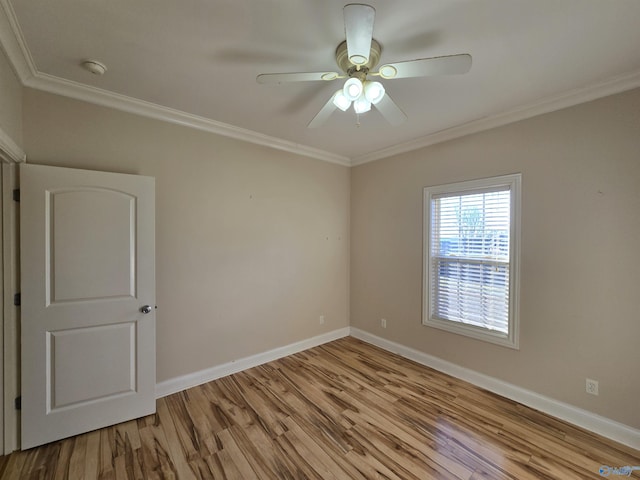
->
<box><xmin>381</xmin><ymin>318</ymin><xmax>387</xmax><ymax>328</ymax></box>
<box><xmin>586</xmin><ymin>378</ymin><xmax>599</xmax><ymax>396</ymax></box>
<box><xmin>319</xmin><ymin>315</ymin><xmax>325</xmax><ymax>325</ymax></box>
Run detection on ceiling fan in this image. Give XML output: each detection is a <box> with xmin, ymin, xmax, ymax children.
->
<box><xmin>256</xmin><ymin>4</ymin><xmax>472</xmax><ymax>128</ymax></box>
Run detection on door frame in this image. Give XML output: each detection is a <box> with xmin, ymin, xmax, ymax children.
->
<box><xmin>1</xmin><ymin>128</ymin><xmax>25</xmax><ymax>454</ymax></box>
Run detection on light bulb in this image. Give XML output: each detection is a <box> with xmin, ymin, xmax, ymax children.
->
<box><xmin>364</xmin><ymin>81</ymin><xmax>385</xmax><ymax>104</ymax></box>
<box><xmin>332</xmin><ymin>90</ymin><xmax>352</xmax><ymax>111</ymax></box>
<box><xmin>343</xmin><ymin>78</ymin><xmax>363</xmax><ymax>101</ymax></box>
<box><xmin>354</xmin><ymin>96</ymin><xmax>371</xmax><ymax>114</ymax></box>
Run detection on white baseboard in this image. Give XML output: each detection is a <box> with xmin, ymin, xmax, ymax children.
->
<box><xmin>154</xmin><ymin>326</ymin><xmax>640</xmax><ymax>451</ymax></box>
<box><xmin>350</xmin><ymin>328</ymin><xmax>640</xmax><ymax>451</ymax></box>
<box><xmin>155</xmin><ymin>327</ymin><xmax>350</xmax><ymax>398</ymax></box>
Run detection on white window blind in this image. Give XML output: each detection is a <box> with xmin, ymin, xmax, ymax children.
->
<box><xmin>423</xmin><ymin>174</ymin><xmax>520</xmax><ymax>348</ymax></box>
<box><xmin>431</xmin><ymin>188</ymin><xmax>510</xmax><ymax>332</ymax></box>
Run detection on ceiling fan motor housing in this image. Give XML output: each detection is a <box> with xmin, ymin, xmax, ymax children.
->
<box><xmin>336</xmin><ymin>39</ymin><xmax>381</xmax><ymax>77</ymax></box>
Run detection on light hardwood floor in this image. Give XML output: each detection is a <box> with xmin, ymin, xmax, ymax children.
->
<box><xmin>1</xmin><ymin>337</ymin><xmax>639</xmax><ymax>479</ymax></box>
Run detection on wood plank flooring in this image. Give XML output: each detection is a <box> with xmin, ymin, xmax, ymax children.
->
<box><xmin>1</xmin><ymin>337</ymin><xmax>638</xmax><ymax>479</ymax></box>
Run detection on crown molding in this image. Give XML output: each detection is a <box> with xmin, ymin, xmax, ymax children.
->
<box><xmin>29</xmin><ymin>67</ymin><xmax>640</xmax><ymax>168</ymax></box>
<box><xmin>0</xmin><ymin>0</ymin><xmax>33</xmax><ymax>163</ymax></box>
<box><xmin>352</xmin><ymin>69</ymin><xmax>640</xmax><ymax>166</ymax></box>
<box><xmin>0</xmin><ymin>0</ymin><xmax>36</xmax><ymax>81</ymax></box>
<box><xmin>2</xmin><ymin>0</ymin><xmax>640</xmax><ymax>168</ymax></box>
<box><xmin>25</xmin><ymin>73</ymin><xmax>351</xmax><ymax>166</ymax></box>
<box><xmin>0</xmin><ymin>0</ymin><xmax>350</xmax><ymax>167</ymax></box>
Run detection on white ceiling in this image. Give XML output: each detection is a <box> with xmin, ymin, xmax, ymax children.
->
<box><xmin>2</xmin><ymin>0</ymin><xmax>640</xmax><ymax>165</ymax></box>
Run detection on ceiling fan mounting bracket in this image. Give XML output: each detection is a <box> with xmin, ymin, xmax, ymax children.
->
<box><xmin>335</xmin><ymin>39</ymin><xmax>381</xmax><ymax>74</ymax></box>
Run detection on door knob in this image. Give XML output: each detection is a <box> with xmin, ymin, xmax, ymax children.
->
<box><xmin>140</xmin><ymin>305</ymin><xmax>152</xmax><ymax>314</ymax></box>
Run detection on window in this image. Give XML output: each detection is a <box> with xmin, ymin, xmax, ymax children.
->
<box><xmin>423</xmin><ymin>174</ymin><xmax>521</xmax><ymax>348</ymax></box>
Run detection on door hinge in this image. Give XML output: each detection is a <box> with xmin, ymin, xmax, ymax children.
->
<box><xmin>13</xmin><ymin>189</ymin><xmax>19</xmax><ymax>202</ymax></box>
<box><xmin>15</xmin><ymin>396</ymin><xmax>21</xmax><ymax>410</ymax></box>
<box><xmin>14</xmin><ymin>293</ymin><xmax>21</xmax><ymax>306</ymax></box>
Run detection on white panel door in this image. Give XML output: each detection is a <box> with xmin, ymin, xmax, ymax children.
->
<box><xmin>20</xmin><ymin>164</ymin><xmax>156</xmax><ymax>449</ymax></box>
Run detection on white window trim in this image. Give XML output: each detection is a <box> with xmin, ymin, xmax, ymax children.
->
<box><xmin>422</xmin><ymin>173</ymin><xmax>521</xmax><ymax>349</ymax></box>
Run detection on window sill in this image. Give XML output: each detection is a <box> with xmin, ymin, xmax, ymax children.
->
<box><xmin>423</xmin><ymin>316</ymin><xmax>519</xmax><ymax>349</ymax></box>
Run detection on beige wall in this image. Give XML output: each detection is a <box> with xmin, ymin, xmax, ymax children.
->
<box><xmin>22</xmin><ymin>89</ymin><xmax>350</xmax><ymax>383</ymax></box>
<box><xmin>0</xmin><ymin>47</ymin><xmax>22</xmax><ymax>148</ymax></box>
<box><xmin>351</xmin><ymin>88</ymin><xmax>640</xmax><ymax>429</ymax></box>
<box><xmin>20</xmin><ymin>83</ymin><xmax>640</xmax><ymax>430</ymax></box>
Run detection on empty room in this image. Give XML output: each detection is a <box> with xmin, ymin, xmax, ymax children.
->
<box><xmin>0</xmin><ymin>0</ymin><xmax>639</xmax><ymax>478</ymax></box>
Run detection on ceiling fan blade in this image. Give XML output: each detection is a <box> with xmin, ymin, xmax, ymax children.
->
<box><xmin>344</xmin><ymin>4</ymin><xmax>375</xmax><ymax>66</ymax></box>
<box><xmin>308</xmin><ymin>95</ymin><xmax>338</xmax><ymax>128</ymax></box>
<box><xmin>375</xmin><ymin>93</ymin><xmax>407</xmax><ymax>126</ymax></box>
<box><xmin>257</xmin><ymin>71</ymin><xmax>341</xmax><ymax>84</ymax></box>
<box><xmin>378</xmin><ymin>54</ymin><xmax>472</xmax><ymax>79</ymax></box>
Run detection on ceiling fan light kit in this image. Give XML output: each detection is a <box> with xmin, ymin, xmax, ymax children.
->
<box><xmin>354</xmin><ymin>96</ymin><xmax>372</xmax><ymax>114</ymax></box>
<box><xmin>332</xmin><ymin>90</ymin><xmax>352</xmax><ymax>111</ymax></box>
<box><xmin>364</xmin><ymin>80</ymin><xmax>385</xmax><ymax>104</ymax></box>
<box><xmin>257</xmin><ymin>3</ymin><xmax>472</xmax><ymax>128</ymax></box>
<box><xmin>343</xmin><ymin>77</ymin><xmax>364</xmax><ymax>101</ymax></box>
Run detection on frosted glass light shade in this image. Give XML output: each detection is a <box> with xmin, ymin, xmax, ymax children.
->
<box><xmin>343</xmin><ymin>78</ymin><xmax>364</xmax><ymax>101</ymax></box>
<box><xmin>364</xmin><ymin>81</ymin><xmax>385</xmax><ymax>104</ymax></box>
<box><xmin>354</xmin><ymin>96</ymin><xmax>372</xmax><ymax>114</ymax></box>
<box><xmin>332</xmin><ymin>90</ymin><xmax>352</xmax><ymax>111</ymax></box>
